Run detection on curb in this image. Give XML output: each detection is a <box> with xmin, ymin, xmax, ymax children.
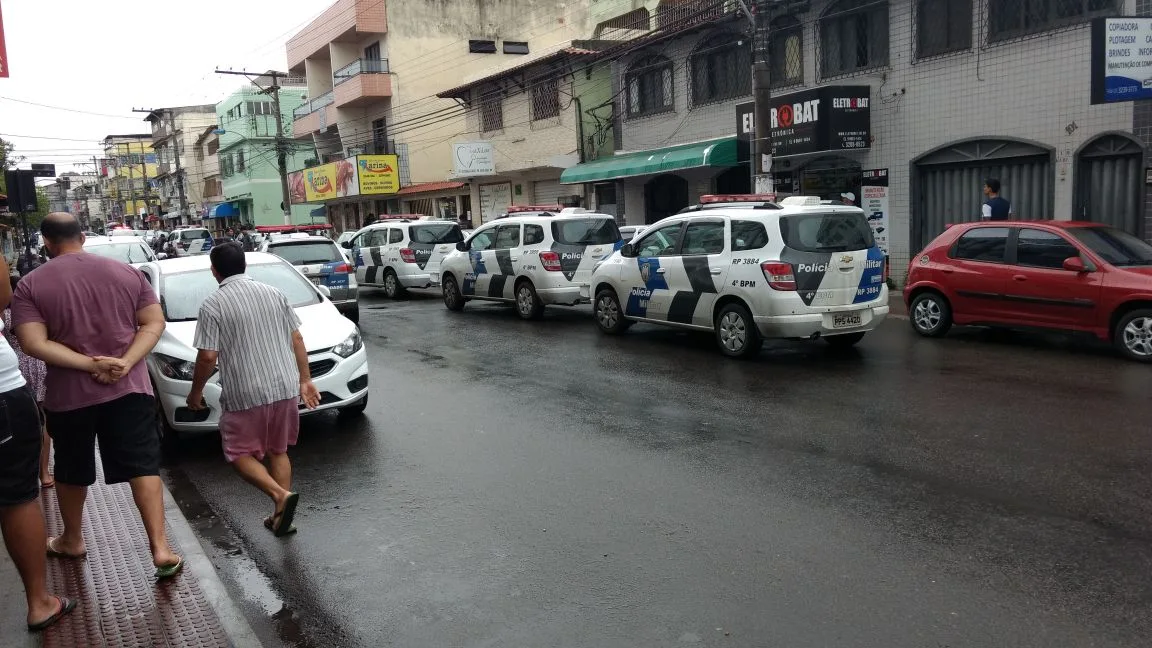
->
<box><xmin>162</xmin><ymin>482</ymin><xmax>263</xmax><ymax>648</ymax></box>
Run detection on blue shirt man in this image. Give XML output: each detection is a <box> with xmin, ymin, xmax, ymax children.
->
<box><xmin>981</xmin><ymin>178</ymin><xmax>1014</xmax><ymax>221</ymax></box>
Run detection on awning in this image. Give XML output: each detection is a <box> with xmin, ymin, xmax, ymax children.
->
<box><xmin>560</xmin><ymin>137</ymin><xmax>738</xmax><ymax>184</ymax></box>
<box><xmin>207</xmin><ymin>203</ymin><xmax>238</xmax><ymax>218</ymax></box>
<box><xmin>395</xmin><ymin>181</ymin><xmax>466</xmax><ymax>197</ymax></box>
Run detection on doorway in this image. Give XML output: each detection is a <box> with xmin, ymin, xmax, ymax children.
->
<box><xmin>798</xmin><ymin>156</ymin><xmax>862</xmax><ymax>205</ymax></box>
<box><xmin>644</xmin><ymin>174</ymin><xmax>689</xmax><ymax>224</ymax></box>
<box><xmin>713</xmin><ymin>166</ymin><xmax>751</xmax><ymax>195</ymax></box>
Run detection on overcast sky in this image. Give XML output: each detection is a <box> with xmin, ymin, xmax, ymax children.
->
<box><xmin>1</xmin><ymin>0</ymin><xmax>324</xmax><ymax>174</ymax></box>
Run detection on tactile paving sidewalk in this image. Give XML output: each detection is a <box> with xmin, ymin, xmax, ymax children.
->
<box><xmin>40</xmin><ymin>461</ymin><xmax>229</xmax><ymax>648</ymax></box>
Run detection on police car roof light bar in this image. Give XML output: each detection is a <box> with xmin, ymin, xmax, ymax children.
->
<box><xmin>507</xmin><ymin>205</ymin><xmax>564</xmax><ymax>213</ymax></box>
<box><xmin>700</xmin><ymin>194</ymin><xmax>777</xmax><ymax>204</ymax></box>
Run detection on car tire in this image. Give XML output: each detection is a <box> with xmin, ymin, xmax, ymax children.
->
<box><xmin>383</xmin><ymin>269</ymin><xmax>405</xmax><ymax>299</ymax></box>
<box><xmin>442</xmin><ymin>274</ymin><xmax>465</xmax><ymax>312</ymax></box>
<box><xmin>910</xmin><ymin>292</ymin><xmax>953</xmax><ymax>338</ymax></box>
<box><xmin>1114</xmin><ymin>308</ymin><xmax>1152</xmax><ymax>362</ymax></box>
<box><xmin>344</xmin><ymin>304</ymin><xmax>360</xmax><ymax>324</ymax></box>
<box><xmin>715</xmin><ymin>303</ymin><xmax>762</xmax><ymax>359</ymax></box>
<box><xmin>515</xmin><ymin>280</ymin><xmax>545</xmax><ymax>320</ymax></box>
<box><xmin>338</xmin><ymin>394</ymin><xmax>368</xmax><ymax>418</ymax></box>
<box><xmin>824</xmin><ymin>332</ymin><xmax>865</xmax><ymax>348</ymax></box>
<box><xmin>594</xmin><ymin>288</ymin><xmax>631</xmax><ymax>335</ymax></box>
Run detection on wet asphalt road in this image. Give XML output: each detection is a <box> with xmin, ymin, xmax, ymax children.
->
<box><xmin>164</xmin><ymin>288</ymin><xmax>1152</xmax><ymax>648</ymax></box>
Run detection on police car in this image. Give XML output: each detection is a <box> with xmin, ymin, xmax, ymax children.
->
<box><xmin>439</xmin><ymin>206</ymin><xmax>623</xmax><ymax>319</ymax></box>
<box><xmin>586</xmin><ymin>195</ymin><xmax>889</xmax><ymax>358</ymax></box>
<box><xmin>343</xmin><ymin>216</ymin><xmax>465</xmax><ymax>299</ymax></box>
<box><xmin>261</xmin><ymin>233</ymin><xmax>359</xmax><ymax>323</ymax></box>
<box><xmin>169</xmin><ymin>227</ymin><xmax>214</xmax><ymax>257</ymax></box>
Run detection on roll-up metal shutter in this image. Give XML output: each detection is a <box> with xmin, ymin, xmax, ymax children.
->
<box><xmin>533</xmin><ymin>179</ymin><xmax>565</xmax><ymax>205</ymax></box>
<box><xmin>913</xmin><ymin>139</ymin><xmax>1053</xmax><ymax>251</ymax></box>
<box><xmin>1075</xmin><ymin>134</ymin><xmax>1145</xmax><ymax>237</ymax></box>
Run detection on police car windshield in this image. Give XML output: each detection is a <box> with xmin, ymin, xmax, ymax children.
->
<box><xmin>779</xmin><ymin>212</ymin><xmax>874</xmax><ymax>253</ymax></box>
<box><xmin>551</xmin><ymin>218</ymin><xmax>620</xmax><ymax>246</ymax></box>
<box><xmin>267</xmin><ymin>241</ymin><xmax>343</xmax><ymax>265</ymax></box>
<box><xmin>410</xmin><ymin>223</ymin><xmax>464</xmax><ymax>244</ymax></box>
<box><xmin>161</xmin><ymin>263</ymin><xmax>321</xmax><ymax>322</ymax></box>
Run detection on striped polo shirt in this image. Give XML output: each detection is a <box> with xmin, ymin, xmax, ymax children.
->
<box><xmin>193</xmin><ymin>274</ymin><xmax>302</xmax><ymax>412</ymax></box>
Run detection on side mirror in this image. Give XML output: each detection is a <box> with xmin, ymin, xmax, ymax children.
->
<box><xmin>1062</xmin><ymin>256</ymin><xmax>1090</xmax><ymax>273</ymax></box>
<box><xmin>455</xmin><ymin>241</ymin><xmax>468</xmax><ymax>252</ymax></box>
<box><xmin>316</xmin><ymin>284</ymin><xmax>331</xmax><ymax>298</ymax></box>
<box><xmin>620</xmin><ymin>243</ymin><xmax>637</xmax><ymax>258</ymax></box>
<box><xmin>341</xmin><ymin>240</ymin><xmax>352</xmax><ymax>249</ymax></box>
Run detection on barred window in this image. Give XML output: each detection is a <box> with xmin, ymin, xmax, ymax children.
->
<box><xmin>820</xmin><ymin>0</ymin><xmax>890</xmax><ymax>78</ymax></box>
<box><xmin>626</xmin><ymin>54</ymin><xmax>674</xmax><ymax>117</ymax></box>
<box><xmin>690</xmin><ymin>33</ymin><xmax>751</xmax><ymax>105</ymax></box>
<box><xmin>989</xmin><ymin>0</ymin><xmax>1116</xmax><ymax>42</ymax></box>
<box><xmin>480</xmin><ymin>92</ymin><xmax>503</xmax><ymax>132</ymax></box>
<box><xmin>770</xmin><ymin>16</ymin><xmax>804</xmax><ymax>88</ymax></box>
<box><xmin>918</xmin><ymin>0</ymin><xmax>972</xmax><ymax>57</ymax></box>
<box><xmin>532</xmin><ymin>77</ymin><xmax>561</xmax><ymax>121</ymax></box>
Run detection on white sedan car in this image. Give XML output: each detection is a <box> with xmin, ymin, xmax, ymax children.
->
<box><xmin>83</xmin><ymin>235</ymin><xmax>159</xmax><ymax>265</ymax></box>
<box><xmin>139</xmin><ymin>252</ymin><xmax>369</xmax><ymax>436</ymax></box>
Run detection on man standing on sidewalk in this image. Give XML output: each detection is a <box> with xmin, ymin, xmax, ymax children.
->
<box><xmin>12</xmin><ymin>213</ymin><xmax>183</xmax><ymax>578</ymax></box>
<box><xmin>186</xmin><ymin>243</ymin><xmax>319</xmax><ymax>536</ymax></box>
<box><xmin>0</xmin><ymin>253</ymin><xmax>76</xmax><ymax>632</ymax></box>
<box><xmin>981</xmin><ymin>178</ymin><xmax>1014</xmax><ymax>221</ymax></box>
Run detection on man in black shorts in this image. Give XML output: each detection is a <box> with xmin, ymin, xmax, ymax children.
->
<box><xmin>0</xmin><ymin>253</ymin><xmax>76</xmax><ymax>631</ymax></box>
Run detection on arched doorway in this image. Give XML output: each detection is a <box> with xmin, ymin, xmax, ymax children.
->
<box><xmin>644</xmin><ymin>174</ymin><xmax>689</xmax><ymax>224</ymax></box>
<box><xmin>1074</xmin><ymin>133</ymin><xmax>1144</xmax><ymax>236</ymax></box>
<box><xmin>913</xmin><ymin>138</ymin><xmax>1053</xmax><ymax>251</ymax></box>
<box><xmin>713</xmin><ymin>166</ymin><xmax>750</xmax><ymax>195</ymax></box>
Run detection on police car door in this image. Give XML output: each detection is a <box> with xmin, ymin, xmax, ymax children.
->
<box><xmin>666</xmin><ymin>219</ymin><xmax>728</xmax><ymax>327</ymax></box>
<box><xmin>351</xmin><ymin>231</ymin><xmax>369</xmax><ymax>284</ymax></box>
<box><xmin>360</xmin><ymin>229</ymin><xmax>387</xmax><ymax>285</ymax></box>
<box><xmin>623</xmin><ymin>221</ymin><xmax>686</xmax><ymax>321</ymax></box>
<box><xmin>382</xmin><ymin>227</ymin><xmax>405</xmax><ymax>274</ymax></box>
<box><xmin>463</xmin><ymin>227</ymin><xmax>497</xmax><ymax>297</ymax></box>
<box><xmin>489</xmin><ymin>224</ymin><xmax>521</xmax><ymax>299</ymax></box>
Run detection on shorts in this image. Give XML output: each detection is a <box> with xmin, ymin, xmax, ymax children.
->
<box><xmin>219</xmin><ymin>398</ymin><xmax>299</xmax><ymax>463</ymax></box>
<box><xmin>45</xmin><ymin>393</ymin><xmax>160</xmax><ymax>486</ymax></box>
<box><xmin>0</xmin><ymin>385</ymin><xmax>44</xmax><ymax>507</ymax></box>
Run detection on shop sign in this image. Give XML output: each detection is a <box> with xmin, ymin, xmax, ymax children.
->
<box><xmin>479</xmin><ymin>182</ymin><xmax>512</xmax><ymax>223</ymax></box>
<box><xmin>1090</xmin><ymin>17</ymin><xmax>1152</xmax><ymax>103</ymax></box>
<box><xmin>453</xmin><ymin>141</ymin><xmax>496</xmax><ymax>176</ymax></box>
<box><xmin>356</xmin><ymin>154</ymin><xmax>401</xmax><ymax>195</ymax></box>
<box><xmin>861</xmin><ymin>168</ymin><xmax>889</xmax><ymax>256</ymax></box>
<box><xmin>767</xmin><ymin>85</ymin><xmax>871</xmax><ymax>157</ymax></box>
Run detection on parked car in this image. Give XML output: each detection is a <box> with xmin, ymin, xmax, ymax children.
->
<box><xmin>261</xmin><ymin>234</ymin><xmax>359</xmax><ymax>323</ymax></box>
<box><xmin>141</xmin><ymin>252</ymin><xmax>369</xmax><ymax>436</ymax></box>
<box><xmin>619</xmin><ymin>225</ymin><xmax>643</xmax><ymax>242</ymax></box>
<box><xmin>345</xmin><ymin>218</ymin><xmax>465</xmax><ymax>299</ymax></box>
<box><xmin>83</xmin><ymin>235</ymin><xmax>159</xmax><ymax>265</ymax></box>
<box><xmin>170</xmin><ymin>227</ymin><xmax>214</xmax><ymax>257</ymax></box>
<box><xmin>905</xmin><ymin>220</ymin><xmax>1152</xmax><ymax>362</ymax></box>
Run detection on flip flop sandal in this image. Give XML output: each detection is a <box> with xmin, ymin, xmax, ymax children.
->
<box><xmin>46</xmin><ymin>538</ymin><xmax>86</xmax><ymax>560</ymax></box>
<box><xmin>263</xmin><ymin>516</ymin><xmax>297</xmax><ymax>535</ymax></box>
<box><xmin>27</xmin><ymin>596</ymin><xmax>77</xmax><ymax>632</ymax></box>
<box><xmin>154</xmin><ymin>559</ymin><xmax>184</xmax><ymax>580</ymax></box>
<box><xmin>273</xmin><ymin>493</ymin><xmax>300</xmax><ymax>538</ymax></box>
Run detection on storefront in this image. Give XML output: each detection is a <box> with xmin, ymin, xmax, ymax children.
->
<box><xmin>395</xmin><ymin>182</ymin><xmax>471</xmax><ymax>224</ymax></box>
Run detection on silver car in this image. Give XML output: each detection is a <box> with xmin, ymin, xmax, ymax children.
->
<box><xmin>261</xmin><ymin>234</ymin><xmax>360</xmax><ymax>323</ymax></box>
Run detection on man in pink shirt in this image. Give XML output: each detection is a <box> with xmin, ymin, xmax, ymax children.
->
<box><xmin>12</xmin><ymin>213</ymin><xmax>182</xmax><ymax>578</ymax></box>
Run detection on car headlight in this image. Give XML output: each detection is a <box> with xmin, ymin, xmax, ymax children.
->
<box><xmin>332</xmin><ymin>330</ymin><xmax>362</xmax><ymax>358</ymax></box>
<box><xmin>153</xmin><ymin>353</ymin><xmax>196</xmax><ymax>381</ymax></box>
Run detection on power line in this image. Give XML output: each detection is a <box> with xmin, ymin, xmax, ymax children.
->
<box><xmin>0</xmin><ymin>95</ymin><xmax>143</xmax><ymax>120</ymax></box>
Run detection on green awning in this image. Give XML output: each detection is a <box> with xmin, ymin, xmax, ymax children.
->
<box><xmin>561</xmin><ymin>137</ymin><xmax>739</xmax><ymax>184</ymax></box>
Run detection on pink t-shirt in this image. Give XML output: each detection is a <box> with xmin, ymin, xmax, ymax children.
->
<box><xmin>11</xmin><ymin>253</ymin><xmax>158</xmax><ymax>412</ymax></box>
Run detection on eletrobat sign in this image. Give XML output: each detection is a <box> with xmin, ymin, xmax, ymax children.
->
<box><xmin>766</xmin><ymin>85</ymin><xmax>871</xmax><ymax>158</ymax></box>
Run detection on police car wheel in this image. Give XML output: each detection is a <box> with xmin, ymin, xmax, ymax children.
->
<box><xmin>910</xmin><ymin>292</ymin><xmax>952</xmax><ymax>337</ymax></box>
<box><xmin>442</xmin><ymin>275</ymin><xmax>465</xmax><ymax>311</ymax></box>
<box><xmin>594</xmin><ymin>289</ymin><xmax>630</xmax><ymax>334</ymax></box>
<box><xmin>824</xmin><ymin>332</ymin><xmax>865</xmax><ymax>348</ymax></box>
<box><xmin>383</xmin><ymin>270</ymin><xmax>406</xmax><ymax>299</ymax></box>
<box><xmin>715</xmin><ymin>304</ymin><xmax>762</xmax><ymax>358</ymax></box>
<box><xmin>515</xmin><ymin>281</ymin><xmax>545</xmax><ymax>320</ymax></box>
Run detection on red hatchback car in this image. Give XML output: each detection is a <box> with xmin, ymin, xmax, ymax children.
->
<box><xmin>904</xmin><ymin>221</ymin><xmax>1152</xmax><ymax>361</ymax></box>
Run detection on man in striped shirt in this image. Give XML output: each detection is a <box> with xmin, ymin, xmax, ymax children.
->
<box><xmin>186</xmin><ymin>243</ymin><xmax>320</xmax><ymax>536</ymax></box>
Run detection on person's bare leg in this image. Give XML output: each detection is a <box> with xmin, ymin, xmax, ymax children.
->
<box><xmin>128</xmin><ymin>476</ymin><xmax>180</xmax><ymax>567</ymax></box>
<box><xmin>267</xmin><ymin>453</ymin><xmax>292</xmax><ymax>492</ymax></box>
<box><xmin>232</xmin><ymin>455</ymin><xmax>290</xmax><ymax>509</ymax></box>
<box><xmin>51</xmin><ymin>483</ymin><xmax>87</xmax><ymax>556</ymax></box>
<box><xmin>1</xmin><ymin>499</ymin><xmax>65</xmax><ymax>625</ymax></box>
<box><xmin>39</xmin><ymin>429</ymin><xmax>52</xmax><ymax>487</ymax></box>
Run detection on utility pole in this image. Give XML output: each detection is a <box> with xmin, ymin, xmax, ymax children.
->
<box><xmin>139</xmin><ymin>141</ymin><xmax>153</xmax><ymax>226</ymax></box>
<box><xmin>751</xmin><ymin>0</ymin><xmax>774</xmax><ymax>194</ymax></box>
<box><xmin>216</xmin><ymin>69</ymin><xmax>293</xmax><ymax>225</ymax></box>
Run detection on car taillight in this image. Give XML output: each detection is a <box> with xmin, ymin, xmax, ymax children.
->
<box><xmin>399</xmin><ymin>248</ymin><xmax>416</xmax><ymax>263</ymax></box>
<box><xmin>332</xmin><ymin>263</ymin><xmax>352</xmax><ymax>273</ymax></box>
<box><xmin>539</xmin><ymin>251</ymin><xmax>562</xmax><ymax>272</ymax></box>
<box><xmin>761</xmin><ymin>262</ymin><xmax>796</xmax><ymax>291</ymax></box>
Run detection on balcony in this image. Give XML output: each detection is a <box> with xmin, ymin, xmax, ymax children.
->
<box><xmin>292</xmin><ymin>91</ymin><xmax>334</xmax><ymax>137</ymax></box>
<box><xmin>334</xmin><ymin>58</ymin><xmax>389</xmax><ymax>84</ymax></box>
<box><xmin>293</xmin><ymin>91</ymin><xmax>335</xmax><ymax>119</ymax></box>
<box><xmin>334</xmin><ymin>60</ymin><xmax>392</xmax><ymax>108</ymax></box>
<box><xmin>286</xmin><ymin>0</ymin><xmax>388</xmax><ymax>71</ymax></box>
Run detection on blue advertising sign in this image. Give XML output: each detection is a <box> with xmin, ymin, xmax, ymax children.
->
<box><xmin>1091</xmin><ymin>17</ymin><xmax>1152</xmax><ymax>104</ymax></box>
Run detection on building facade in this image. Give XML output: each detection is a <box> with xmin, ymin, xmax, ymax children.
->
<box><xmin>144</xmin><ymin>105</ymin><xmax>218</xmax><ymax>228</ymax></box>
<box><xmin>100</xmin><ymin>134</ymin><xmax>157</xmax><ymax>228</ymax></box>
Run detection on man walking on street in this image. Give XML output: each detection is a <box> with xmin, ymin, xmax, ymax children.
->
<box><xmin>0</xmin><ymin>252</ymin><xmax>77</xmax><ymax>632</ymax></box>
<box><xmin>11</xmin><ymin>213</ymin><xmax>183</xmax><ymax>579</ymax></box>
<box><xmin>981</xmin><ymin>178</ymin><xmax>1014</xmax><ymax>221</ymax></box>
<box><xmin>186</xmin><ymin>243</ymin><xmax>319</xmax><ymax>536</ymax></box>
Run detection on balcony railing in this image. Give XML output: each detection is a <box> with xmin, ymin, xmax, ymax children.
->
<box><xmin>293</xmin><ymin>91</ymin><xmax>335</xmax><ymax>119</ymax></box>
<box><xmin>334</xmin><ymin>58</ymin><xmax>390</xmax><ymax>85</ymax></box>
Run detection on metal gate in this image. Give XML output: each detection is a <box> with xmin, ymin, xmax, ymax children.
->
<box><xmin>1074</xmin><ymin>134</ymin><xmax>1145</xmax><ymax>237</ymax></box>
<box><xmin>913</xmin><ymin>139</ymin><xmax>1053</xmax><ymax>251</ymax></box>
<box><xmin>533</xmin><ymin>179</ymin><xmax>565</xmax><ymax>205</ymax></box>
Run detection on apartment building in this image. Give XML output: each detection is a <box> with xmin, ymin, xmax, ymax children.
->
<box><xmin>194</xmin><ymin>127</ymin><xmax>226</xmax><ymax>227</ymax></box>
<box><xmin>143</xmin><ymin>105</ymin><xmax>218</xmax><ymax>228</ymax></box>
<box><xmin>100</xmin><ymin>134</ymin><xmax>157</xmax><ymax>228</ymax></box>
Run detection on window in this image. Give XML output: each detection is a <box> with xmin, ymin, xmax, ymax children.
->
<box><xmin>770</xmin><ymin>16</ymin><xmax>804</xmax><ymax>88</ymax></box>
<box><xmin>236</xmin><ymin>149</ymin><xmax>246</xmax><ymax>173</ymax></box>
<box><xmin>372</xmin><ymin>118</ymin><xmax>388</xmax><ymax>154</ymax></box>
<box><xmin>626</xmin><ymin>55</ymin><xmax>674</xmax><ymax>117</ymax></box>
<box><xmin>917</xmin><ymin>0</ymin><xmax>972</xmax><ymax>57</ymax></box>
<box><xmin>267</xmin><ymin>241</ymin><xmax>343</xmax><ymax>265</ymax></box>
<box><xmin>1015</xmin><ymin>228</ymin><xmax>1080</xmax><ymax>269</ymax></box>
<box><xmin>990</xmin><ymin>0</ymin><xmax>1115</xmax><ymax>42</ymax></box>
<box><xmin>388</xmin><ymin>228</ymin><xmax>404</xmax><ymax>244</ymax></box>
<box><xmin>494</xmin><ymin>225</ymin><xmax>521</xmax><ymax>249</ymax></box>
<box><xmin>531</xmin><ymin>77</ymin><xmax>561</xmax><ymax>121</ymax></box>
<box><xmin>161</xmin><ymin>264</ymin><xmax>319</xmax><ymax>322</ymax></box>
<box><xmin>221</xmin><ymin>154</ymin><xmax>233</xmax><ymax>177</ymax></box>
<box><xmin>470</xmin><ymin>229</ymin><xmax>496</xmax><ymax>251</ymax></box>
<box><xmin>1068</xmin><ymin>226</ymin><xmax>1152</xmax><ymax>267</ymax></box>
<box><xmin>820</xmin><ymin>0</ymin><xmax>890</xmax><ymax>77</ymax></box>
<box><xmin>504</xmin><ymin>41</ymin><xmax>530</xmax><ymax>55</ymax></box>
<box><xmin>636</xmin><ymin>222</ymin><xmax>684</xmax><ymax>257</ymax></box>
<box><xmin>364</xmin><ymin>229</ymin><xmax>388</xmax><ymax>248</ymax></box>
<box><xmin>681</xmin><ymin>221</ymin><xmax>726</xmax><ymax>255</ymax></box>
<box><xmin>551</xmin><ymin>218</ymin><xmax>620</xmax><ymax>245</ymax></box>
<box><xmin>410</xmin><ymin>223</ymin><xmax>463</xmax><ymax>244</ymax></box>
<box><xmin>365</xmin><ymin>41</ymin><xmax>381</xmax><ymax>61</ymax></box>
<box><xmin>690</xmin><ymin>33</ymin><xmax>751</xmax><ymax>105</ymax></box>
<box><xmin>524</xmin><ymin>224</ymin><xmax>546</xmax><ymax>245</ymax></box>
<box><xmin>731</xmin><ymin>220</ymin><xmax>769</xmax><ymax>251</ymax></box>
<box><xmin>469</xmin><ymin>39</ymin><xmax>497</xmax><ymax>53</ymax></box>
<box><xmin>952</xmin><ymin>227</ymin><xmax>1009</xmax><ymax>262</ymax></box>
<box><xmin>780</xmin><ymin>212</ymin><xmax>875</xmax><ymax>253</ymax></box>
<box><xmin>480</xmin><ymin>92</ymin><xmax>503</xmax><ymax>132</ymax></box>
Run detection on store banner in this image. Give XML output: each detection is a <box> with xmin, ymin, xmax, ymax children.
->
<box><xmin>303</xmin><ymin>163</ymin><xmax>338</xmax><ymax>202</ymax></box>
<box><xmin>861</xmin><ymin>168</ymin><xmax>889</xmax><ymax>256</ymax></box>
<box><xmin>356</xmin><ymin>154</ymin><xmax>400</xmax><ymax>195</ymax></box>
<box><xmin>479</xmin><ymin>182</ymin><xmax>512</xmax><ymax>223</ymax></box>
<box><xmin>1090</xmin><ymin>17</ymin><xmax>1152</xmax><ymax>103</ymax></box>
<box><xmin>768</xmin><ymin>85</ymin><xmax>871</xmax><ymax>157</ymax></box>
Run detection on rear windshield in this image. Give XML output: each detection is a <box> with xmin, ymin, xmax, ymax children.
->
<box><xmin>267</xmin><ymin>241</ymin><xmax>343</xmax><ymax>265</ymax></box>
<box><xmin>409</xmin><ymin>223</ymin><xmax>464</xmax><ymax>244</ymax></box>
<box><xmin>779</xmin><ymin>212</ymin><xmax>874</xmax><ymax>253</ymax></box>
<box><xmin>179</xmin><ymin>229</ymin><xmax>210</xmax><ymax>241</ymax></box>
<box><xmin>1068</xmin><ymin>226</ymin><xmax>1152</xmax><ymax>267</ymax></box>
<box><xmin>551</xmin><ymin>218</ymin><xmax>621</xmax><ymax>246</ymax></box>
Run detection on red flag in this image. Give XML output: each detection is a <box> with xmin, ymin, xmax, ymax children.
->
<box><xmin>0</xmin><ymin>0</ymin><xmax>8</xmax><ymax>78</ymax></box>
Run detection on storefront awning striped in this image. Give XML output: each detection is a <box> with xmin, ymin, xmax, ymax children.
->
<box><xmin>560</xmin><ymin>137</ymin><xmax>739</xmax><ymax>184</ymax></box>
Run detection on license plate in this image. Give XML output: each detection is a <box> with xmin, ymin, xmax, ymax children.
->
<box><xmin>832</xmin><ymin>313</ymin><xmax>863</xmax><ymax>328</ymax></box>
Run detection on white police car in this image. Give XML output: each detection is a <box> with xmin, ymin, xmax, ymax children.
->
<box><xmin>344</xmin><ymin>216</ymin><xmax>465</xmax><ymax>298</ymax></box>
<box><xmin>587</xmin><ymin>195</ymin><xmax>889</xmax><ymax>358</ymax></box>
<box><xmin>439</xmin><ymin>206</ymin><xmax>623</xmax><ymax>319</ymax></box>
